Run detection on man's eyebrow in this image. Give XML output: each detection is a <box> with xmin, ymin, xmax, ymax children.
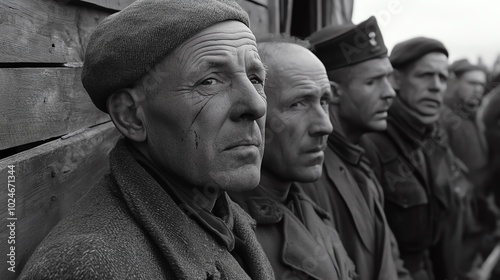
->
<box><xmin>202</xmin><ymin>60</ymin><xmax>227</xmax><ymax>70</ymax></box>
<box><xmin>188</xmin><ymin>59</ymin><xmax>228</xmax><ymax>75</ymax></box>
<box><xmin>362</xmin><ymin>68</ymin><xmax>393</xmax><ymax>80</ymax></box>
<box><xmin>247</xmin><ymin>62</ymin><xmax>267</xmax><ymax>74</ymax></box>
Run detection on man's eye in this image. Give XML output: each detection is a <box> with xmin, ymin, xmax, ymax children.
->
<box><xmin>366</xmin><ymin>80</ymin><xmax>375</xmax><ymax>86</ymax></box>
<box><xmin>320</xmin><ymin>98</ymin><xmax>331</xmax><ymax>106</ymax></box>
<box><xmin>200</xmin><ymin>78</ymin><xmax>219</xmax><ymax>86</ymax></box>
<box><xmin>249</xmin><ymin>76</ymin><xmax>264</xmax><ymax>85</ymax></box>
<box><xmin>290</xmin><ymin>101</ymin><xmax>305</xmax><ymax>108</ymax></box>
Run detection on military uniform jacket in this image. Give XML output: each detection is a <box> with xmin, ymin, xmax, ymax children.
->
<box><xmin>19</xmin><ymin>140</ymin><xmax>274</xmax><ymax>280</ymax></box>
<box><xmin>363</xmin><ymin>101</ymin><xmax>469</xmax><ymax>280</ymax></box>
<box><xmin>230</xmin><ymin>184</ymin><xmax>357</xmax><ymax>280</ymax></box>
<box><xmin>302</xmin><ymin>131</ymin><xmax>410</xmax><ymax>280</ymax></box>
<box><xmin>440</xmin><ymin>103</ymin><xmax>488</xmax><ymax>189</ymax></box>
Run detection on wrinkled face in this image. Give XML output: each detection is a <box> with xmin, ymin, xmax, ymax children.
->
<box><xmin>139</xmin><ymin>21</ymin><xmax>267</xmax><ymax>192</ymax></box>
<box><xmin>455</xmin><ymin>70</ymin><xmax>487</xmax><ymax>106</ymax></box>
<box><xmin>337</xmin><ymin>57</ymin><xmax>395</xmax><ymax>132</ymax></box>
<box><xmin>396</xmin><ymin>52</ymin><xmax>449</xmax><ymax>123</ymax></box>
<box><xmin>263</xmin><ymin>44</ymin><xmax>333</xmax><ymax>183</ymax></box>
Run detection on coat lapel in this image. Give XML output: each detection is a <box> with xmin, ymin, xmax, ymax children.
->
<box><xmin>281</xmin><ymin>206</ymin><xmax>342</xmax><ymax>280</ymax></box>
<box><xmin>324</xmin><ymin>146</ymin><xmax>375</xmax><ymax>254</ymax></box>
<box><xmin>229</xmin><ymin>201</ymin><xmax>275</xmax><ymax>280</ymax></box>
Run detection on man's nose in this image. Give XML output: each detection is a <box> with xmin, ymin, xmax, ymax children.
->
<box><xmin>381</xmin><ymin>77</ymin><xmax>396</xmax><ymax>99</ymax></box>
<box><xmin>310</xmin><ymin>105</ymin><xmax>333</xmax><ymax>137</ymax></box>
<box><xmin>474</xmin><ymin>86</ymin><xmax>485</xmax><ymax>98</ymax></box>
<box><xmin>429</xmin><ymin>74</ymin><xmax>446</xmax><ymax>93</ymax></box>
<box><xmin>230</xmin><ymin>78</ymin><xmax>267</xmax><ymax>122</ymax></box>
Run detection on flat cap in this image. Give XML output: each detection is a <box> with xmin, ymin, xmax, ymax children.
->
<box><xmin>82</xmin><ymin>0</ymin><xmax>249</xmax><ymax>113</ymax></box>
<box><xmin>307</xmin><ymin>16</ymin><xmax>388</xmax><ymax>71</ymax></box>
<box><xmin>449</xmin><ymin>58</ymin><xmax>488</xmax><ymax>76</ymax></box>
<box><xmin>390</xmin><ymin>37</ymin><xmax>448</xmax><ymax>69</ymax></box>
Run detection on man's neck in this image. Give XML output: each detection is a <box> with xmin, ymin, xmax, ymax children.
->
<box><xmin>259</xmin><ymin>168</ymin><xmax>292</xmax><ymax>204</ymax></box>
<box><xmin>129</xmin><ymin>139</ymin><xmax>220</xmax><ymax>212</ymax></box>
<box><xmin>396</xmin><ymin>98</ymin><xmax>438</xmax><ymax>131</ymax></box>
<box><xmin>331</xmin><ymin>108</ymin><xmax>363</xmax><ymax>144</ymax></box>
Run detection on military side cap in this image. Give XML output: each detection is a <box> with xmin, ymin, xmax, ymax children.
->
<box><xmin>449</xmin><ymin>58</ymin><xmax>488</xmax><ymax>76</ymax></box>
<box><xmin>390</xmin><ymin>37</ymin><xmax>448</xmax><ymax>69</ymax></box>
<box><xmin>307</xmin><ymin>16</ymin><xmax>388</xmax><ymax>71</ymax></box>
<box><xmin>82</xmin><ymin>0</ymin><xmax>249</xmax><ymax>113</ymax></box>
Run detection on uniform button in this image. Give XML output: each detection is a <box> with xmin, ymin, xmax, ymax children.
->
<box><xmin>450</xmin><ymin>165</ymin><xmax>457</xmax><ymax>171</ymax></box>
<box><xmin>340</xmin><ymin>167</ymin><xmax>346</xmax><ymax>174</ymax></box>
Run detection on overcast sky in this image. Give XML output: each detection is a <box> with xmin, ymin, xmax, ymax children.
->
<box><xmin>352</xmin><ymin>0</ymin><xmax>500</xmax><ymax>68</ymax></box>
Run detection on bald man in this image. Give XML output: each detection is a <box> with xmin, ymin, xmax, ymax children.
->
<box><xmin>230</xmin><ymin>36</ymin><xmax>357</xmax><ymax>280</ymax></box>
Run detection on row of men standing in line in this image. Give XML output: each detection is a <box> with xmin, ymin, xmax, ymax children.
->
<box><xmin>301</xmin><ymin>14</ymin><xmax>498</xmax><ymax>280</ymax></box>
<box><xmin>19</xmin><ymin>0</ymin><xmax>499</xmax><ymax>279</ymax></box>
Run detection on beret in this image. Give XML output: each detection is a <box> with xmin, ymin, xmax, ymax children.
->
<box><xmin>449</xmin><ymin>58</ymin><xmax>488</xmax><ymax>76</ymax></box>
<box><xmin>307</xmin><ymin>16</ymin><xmax>388</xmax><ymax>71</ymax></box>
<box><xmin>390</xmin><ymin>37</ymin><xmax>448</xmax><ymax>69</ymax></box>
<box><xmin>82</xmin><ymin>0</ymin><xmax>249</xmax><ymax>113</ymax></box>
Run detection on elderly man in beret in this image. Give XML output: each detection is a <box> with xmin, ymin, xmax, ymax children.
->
<box><xmin>363</xmin><ymin>37</ymin><xmax>470</xmax><ymax>280</ymax></box>
<box><xmin>19</xmin><ymin>0</ymin><xmax>275</xmax><ymax>279</ymax></box>
<box><xmin>230</xmin><ymin>36</ymin><xmax>357</xmax><ymax>280</ymax></box>
<box><xmin>300</xmin><ymin>16</ymin><xmax>410</xmax><ymax>280</ymax></box>
<box><xmin>440</xmin><ymin>59</ymin><xmax>496</xmax><ymax>276</ymax></box>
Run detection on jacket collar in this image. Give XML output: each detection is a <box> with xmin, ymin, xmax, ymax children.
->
<box><xmin>323</xmin><ymin>145</ymin><xmax>375</xmax><ymax>253</ymax></box>
<box><xmin>109</xmin><ymin>139</ymin><xmax>273</xmax><ymax>280</ymax></box>
<box><xmin>232</xmin><ymin>184</ymin><xmax>344</xmax><ymax>280</ymax></box>
<box><xmin>234</xmin><ymin>184</ymin><xmax>330</xmax><ymax>225</ymax></box>
<box><xmin>328</xmin><ymin>130</ymin><xmax>366</xmax><ymax>166</ymax></box>
<box><xmin>389</xmin><ymin>98</ymin><xmax>435</xmax><ymax>145</ymax></box>
<box><xmin>126</xmin><ymin>141</ymin><xmax>235</xmax><ymax>251</ymax></box>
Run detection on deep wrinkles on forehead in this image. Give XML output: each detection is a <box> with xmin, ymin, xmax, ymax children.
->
<box><xmin>281</xmin><ymin>68</ymin><xmax>329</xmax><ymax>91</ymax></box>
<box><xmin>177</xmin><ymin>29</ymin><xmax>258</xmax><ymax>66</ymax></box>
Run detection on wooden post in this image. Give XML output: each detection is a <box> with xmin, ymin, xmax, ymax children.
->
<box><xmin>316</xmin><ymin>0</ymin><xmax>322</xmax><ymax>31</ymax></box>
<box><xmin>284</xmin><ymin>0</ymin><xmax>293</xmax><ymax>34</ymax></box>
<box><xmin>268</xmin><ymin>0</ymin><xmax>280</xmax><ymax>33</ymax></box>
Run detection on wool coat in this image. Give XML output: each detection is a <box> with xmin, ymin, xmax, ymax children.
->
<box><xmin>301</xmin><ymin>132</ymin><xmax>410</xmax><ymax>280</ymax></box>
<box><xmin>19</xmin><ymin>140</ymin><xmax>274</xmax><ymax>280</ymax></box>
<box><xmin>230</xmin><ymin>184</ymin><xmax>357</xmax><ymax>280</ymax></box>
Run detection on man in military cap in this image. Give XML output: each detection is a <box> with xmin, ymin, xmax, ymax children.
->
<box><xmin>230</xmin><ymin>36</ymin><xmax>357</xmax><ymax>280</ymax></box>
<box><xmin>363</xmin><ymin>37</ymin><xmax>469</xmax><ymax>280</ymax></box>
<box><xmin>300</xmin><ymin>16</ymin><xmax>410</xmax><ymax>280</ymax></box>
<box><xmin>19</xmin><ymin>0</ymin><xmax>274</xmax><ymax>279</ymax></box>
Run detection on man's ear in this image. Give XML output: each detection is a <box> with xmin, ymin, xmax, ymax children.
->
<box><xmin>107</xmin><ymin>88</ymin><xmax>147</xmax><ymax>142</ymax></box>
<box><xmin>330</xmin><ymin>81</ymin><xmax>341</xmax><ymax>104</ymax></box>
<box><xmin>390</xmin><ymin>70</ymin><xmax>401</xmax><ymax>91</ymax></box>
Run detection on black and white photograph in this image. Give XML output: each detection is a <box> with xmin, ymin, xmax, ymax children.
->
<box><xmin>1</xmin><ymin>0</ymin><xmax>499</xmax><ymax>279</ymax></box>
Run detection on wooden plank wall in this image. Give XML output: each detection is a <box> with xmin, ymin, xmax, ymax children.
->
<box><xmin>0</xmin><ymin>0</ymin><xmax>274</xmax><ymax>278</ymax></box>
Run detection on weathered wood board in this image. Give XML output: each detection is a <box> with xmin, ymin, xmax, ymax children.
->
<box><xmin>0</xmin><ymin>0</ymin><xmax>109</xmax><ymax>63</ymax></box>
<box><xmin>0</xmin><ymin>122</ymin><xmax>121</xmax><ymax>279</ymax></box>
<box><xmin>0</xmin><ymin>67</ymin><xmax>110</xmax><ymax>151</ymax></box>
